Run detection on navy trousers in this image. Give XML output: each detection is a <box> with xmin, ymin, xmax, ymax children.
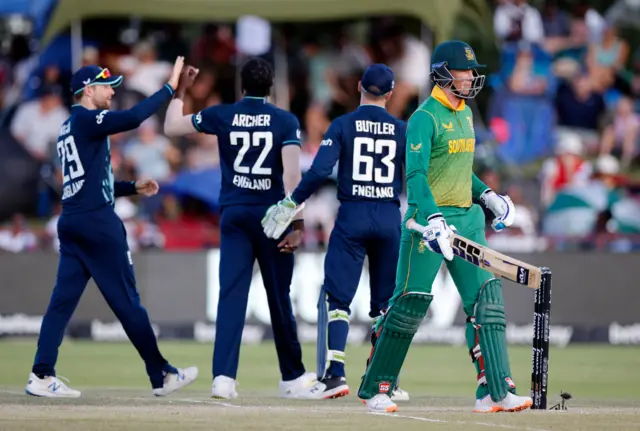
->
<box><xmin>324</xmin><ymin>201</ymin><xmax>401</xmax><ymax>317</ymax></box>
<box><xmin>32</xmin><ymin>206</ymin><xmax>171</xmax><ymax>388</ymax></box>
<box><xmin>213</xmin><ymin>204</ymin><xmax>305</xmax><ymax>381</ymax></box>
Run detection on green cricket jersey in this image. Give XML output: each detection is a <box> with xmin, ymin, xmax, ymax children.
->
<box><xmin>405</xmin><ymin>85</ymin><xmax>489</xmax><ymax>221</ymax></box>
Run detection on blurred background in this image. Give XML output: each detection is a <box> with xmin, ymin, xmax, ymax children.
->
<box><xmin>0</xmin><ymin>0</ymin><xmax>639</xmax><ymax>345</ymax></box>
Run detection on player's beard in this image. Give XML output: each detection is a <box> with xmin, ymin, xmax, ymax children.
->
<box><xmin>94</xmin><ymin>96</ymin><xmax>111</xmax><ymax>110</ymax></box>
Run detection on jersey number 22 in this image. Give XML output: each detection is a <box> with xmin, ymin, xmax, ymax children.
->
<box><xmin>230</xmin><ymin>131</ymin><xmax>273</xmax><ymax>175</ymax></box>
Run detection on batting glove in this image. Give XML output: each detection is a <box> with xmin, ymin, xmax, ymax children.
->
<box><xmin>261</xmin><ymin>195</ymin><xmax>305</xmax><ymax>239</ymax></box>
<box><xmin>420</xmin><ymin>214</ymin><xmax>455</xmax><ymax>261</ymax></box>
<box><xmin>480</xmin><ymin>189</ymin><xmax>516</xmax><ymax>232</ymax></box>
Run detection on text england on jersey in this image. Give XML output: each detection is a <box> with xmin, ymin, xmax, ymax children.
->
<box><xmin>352</xmin><ymin>184</ymin><xmax>394</xmax><ymax>199</ymax></box>
<box><xmin>233</xmin><ymin>174</ymin><xmax>272</xmax><ymax>191</ymax></box>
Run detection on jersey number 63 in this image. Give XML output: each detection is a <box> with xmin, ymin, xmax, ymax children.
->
<box><xmin>352</xmin><ymin>137</ymin><xmax>396</xmax><ymax>184</ymax></box>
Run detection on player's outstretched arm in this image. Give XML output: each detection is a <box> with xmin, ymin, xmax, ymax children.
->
<box><xmin>262</xmin><ymin>123</ymin><xmax>342</xmax><ymax>239</ymax></box>
<box><xmin>406</xmin><ymin>110</ymin><xmax>455</xmax><ymax>260</ymax></box>
<box><xmin>89</xmin><ymin>57</ymin><xmax>184</xmax><ymax>138</ymax></box>
<box><xmin>290</xmin><ymin>122</ymin><xmax>342</xmax><ymax>207</ymax></box>
<box><xmin>164</xmin><ymin>66</ymin><xmax>201</xmax><ymax>136</ymax></box>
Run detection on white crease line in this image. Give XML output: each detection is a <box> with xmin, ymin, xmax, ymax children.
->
<box><xmin>373</xmin><ymin>411</ymin><xmax>553</xmax><ymax>431</ymax></box>
<box><xmin>168</xmin><ymin>398</ymin><xmax>553</xmax><ymax>431</ymax></box>
<box><xmin>171</xmin><ymin>398</ymin><xmax>241</xmax><ymax>408</ymax></box>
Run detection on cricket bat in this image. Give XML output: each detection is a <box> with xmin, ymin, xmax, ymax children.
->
<box><xmin>406</xmin><ymin>219</ymin><xmax>542</xmax><ymax>289</ymax></box>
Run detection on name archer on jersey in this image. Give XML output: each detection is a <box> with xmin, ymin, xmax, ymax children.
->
<box><xmin>232</xmin><ymin>114</ymin><xmax>271</xmax><ymax>127</ymax></box>
<box><xmin>233</xmin><ymin>175</ymin><xmax>272</xmax><ymax>190</ymax></box>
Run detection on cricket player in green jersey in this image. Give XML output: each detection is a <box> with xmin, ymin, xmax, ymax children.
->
<box><xmin>357</xmin><ymin>40</ymin><xmax>533</xmax><ymax>414</ymax></box>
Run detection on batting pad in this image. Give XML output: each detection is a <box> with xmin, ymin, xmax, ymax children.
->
<box><xmin>316</xmin><ymin>285</ymin><xmax>329</xmax><ymax>380</ymax></box>
<box><xmin>357</xmin><ymin>292</ymin><xmax>432</xmax><ymax>400</ymax></box>
<box><xmin>475</xmin><ymin>279</ymin><xmax>513</xmax><ymax>402</ymax></box>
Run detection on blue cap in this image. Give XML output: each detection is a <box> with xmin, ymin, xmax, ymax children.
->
<box><xmin>361</xmin><ymin>63</ymin><xmax>395</xmax><ymax>96</ymax></box>
<box><xmin>70</xmin><ymin>65</ymin><xmax>123</xmax><ymax>95</ymax></box>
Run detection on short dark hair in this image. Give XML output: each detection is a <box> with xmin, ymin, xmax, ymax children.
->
<box><xmin>240</xmin><ymin>58</ymin><xmax>274</xmax><ymax>97</ymax></box>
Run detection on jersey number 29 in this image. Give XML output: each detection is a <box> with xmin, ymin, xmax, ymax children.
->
<box><xmin>230</xmin><ymin>131</ymin><xmax>273</xmax><ymax>175</ymax></box>
<box><xmin>56</xmin><ymin>136</ymin><xmax>85</xmax><ymax>184</ymax></box>
<box><xmin>352</xmin><ymin>137</ymin><xmax>396</xmax><ymax>184</ymax></box>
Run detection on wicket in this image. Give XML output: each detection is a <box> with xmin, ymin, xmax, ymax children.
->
<box><xmin>531</xmin><ymin>267</ymin><xmax>552</xmax><ymax>409</ymax></box>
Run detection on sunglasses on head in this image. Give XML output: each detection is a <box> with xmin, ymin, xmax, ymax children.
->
<box><xmin>93</xmin><ymin>68</ymin><xmax>112</xmax><ymax>82</ymax></box>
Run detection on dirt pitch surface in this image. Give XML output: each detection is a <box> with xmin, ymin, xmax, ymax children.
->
<box><xmin>1</xmin><ymin>341</ymin><xmax>639</xmax><ymax>430</ymax></box>
<box><xmin>2</xmin><ymin>390</ymin><xmax>640</xmax><ymax>431</ymax></box>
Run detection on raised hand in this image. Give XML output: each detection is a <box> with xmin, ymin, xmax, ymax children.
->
<box><xmin>167</xmin><ymin>56</ymin><xmax>185</xmax><ymax>90</ymax></box>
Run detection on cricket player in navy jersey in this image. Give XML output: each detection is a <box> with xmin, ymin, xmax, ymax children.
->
<box><xmin>261</xmin><ymin>64</ymin><xmax>409</xmax><ymax>400</ymax></box>
<box><xmin>25</xmin><ymin>57</ymin><xmax>198</xmax><ymax>398</ymax></box>
<box><xmin>164</xmin><ymin>58</ymin><xmax>316</xmax><ymax>399</ymax></box>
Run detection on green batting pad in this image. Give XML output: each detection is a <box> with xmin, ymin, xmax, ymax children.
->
<box><xmin>475</xmin><ymin>279</ymin><xmax>514</xmax><ymax>402</ymax></box>
<box><xmin>357</xmin><ymin>292</ymin><xmax>432</xmax><ymax>399</ymax></box>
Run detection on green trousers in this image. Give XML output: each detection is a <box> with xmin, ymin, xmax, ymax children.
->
<box><xmin>389</xmin><ymin>204</ymin><xmax>496</xmax><ymax>399</ymax></box>
<box><xmin>391</xmin><ymin>204</ymin><xmax>491</xmax><ymax>315</ymax></box>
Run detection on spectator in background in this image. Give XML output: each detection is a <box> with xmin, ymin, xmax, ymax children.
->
<box><xmin>182</xmin><ymin>68</ymin><xmax>221</xmax><ymax>114</ymax></box>
<box><xmin>190</xmin><ymin>24</ymin><xmax>236</xmax><ymax>103</ymax></box>
<box><xmin>487</xmin><ymin>184</ymin><xmax>543</xmax><ymax>252</ymax></box>
<box><xmin>542</xmin><ymin>0</ymin><xmax>572</xmax><ymax>53</ymax></box>
<box><xmin>81</xmin><ymin>46</ymin><xmax>100</xmax><ymax>67</ymax></box>
<box><xmin>550</xmin><ymin>16</ymin><xmax>591</xmax><ymax>77</ymax></box>
<box><xmin>632</xmin><ymin>46</ymin><xmax>640</xmax><ymax>99</ymax></box>
<box><xmin>191</xmin><ymin>24</ymin><xmax>236</xmax><ymax>67</ymax></box>
<box><xmin>10</xmin><ymin>84</ymin><xmax>68</xmax><ymax>162</ymax></box>
<box><xmin>542</xmin><ymin>154</ymin><xmax>622</xmax><ymax>238</ymax></box>
<box><xmin>184</xmin><ymin>133</ymin><xmax>220</xmax><ymax>171</ymax></box>
<box><xmin>120</xmin><ymin>40</ymin><xmax>172</xmax><ymax>97</ymax></box>
<box><xmin>157</xmin><ymin>24</ymin><xmax>189</xmax><ymax>64</ymax></box>
<box><xmin>554</xmin><ymin>74</ymin><xmax>606</xmax><ymax>151</ymax></box>
<box><xmin>600</xmin><ymin>95</ymin><xmax>640</xmax><ymax>170</ymax></box>
<box><xmin>494</xmin><ymin>0</ymin><xmax>545</xmax><ymax>45</ymax></box>
<box><xmin>508</xmin><ymin>42</ymin><xmax>550</xmax><ymax>96</ymax></box>
<box><xmin>124</xmin><ymin>116</ymin><xmax>181</xmax><ymax>183</ymax></box>
<box><xmin>0</xmin><ymin>214</ymin><xmax>38</xmax><ymax>253</ymax></box>
<box><xmin>375</xmin><ymin>23</ymin><xmax>430</xmax><ymax>118</ymax></box>
<box><xmin>498</xmin><ymin>42</ymin><xmax>556</xmax><ymax>163</ymax></box>
<box><xmin>586</xmin><ymin>24</ymin><xmax>629</xmax><ymax>93</ymax></box>
<box><xmin>301</xmin><ymin>34</ymin><xmax>338</xmax><ymax>144</ymax></box>
<box><xmin>540</xmin><ymin>131</ymin><xmax>592</xmax><ymax>207</ymax></box>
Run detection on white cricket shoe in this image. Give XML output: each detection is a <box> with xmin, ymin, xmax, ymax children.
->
<box><xmin>301</xmin><ymin>376</ymin><xmax>350</xmax><ymax>399</ymax></box>
<box><xmin>474</xmin><ymin>392</ymin><xmax>533</xmax><ymax>413</ymax></box>
<box><xmin>365</xmin><ymin>394</ymin><xmax>398</xmax><ymax>413</ymax></box>
<box><xmin>152</xmin><ymin>366</ymin><xmax>198</xmax><ymax>397</ymax></box>
<box><xmin>391</xmin><ymin>387</ymin><xmax>410</xmax><ymax>402</ymax></box>
<box><xmin>212</xmin><ymin>375</ymin><xmax>239</xmax><ymax>399</ymax></box>
<box><xmin>25</xmin><ymin>373</ymin><xmax>81</xmax><ymax>398</ymax></box>
<box><xmin>278</xmin><ymin>371</ymin><xmax>317</xmax><ymax>398</ymax></box>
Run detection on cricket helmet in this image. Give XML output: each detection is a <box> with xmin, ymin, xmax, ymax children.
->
<box><xmin>430</xmin><ymin>40</ymin><xmax>485</xmax><ymax>99</ymax></box>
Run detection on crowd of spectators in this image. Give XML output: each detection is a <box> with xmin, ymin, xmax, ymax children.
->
<box><xmin>0</xmin><ymin>3</ymin><xmax>638</xmax><ymax>254</ymax></box>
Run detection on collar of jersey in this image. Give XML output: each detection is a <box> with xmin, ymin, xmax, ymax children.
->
<box><xmin>358</xmin><ymin>104</ymin><xmax>385</xmax><ymax>110</ymax></box>
<box><xmin>431</xmin><ymin>85</ymin><xmax>465</xmax><ymax>112</ymax></box>
<box><xmin>243</xmin><ymin>96</ymin><xmax>267</xmax><ymax>103</ymax></box>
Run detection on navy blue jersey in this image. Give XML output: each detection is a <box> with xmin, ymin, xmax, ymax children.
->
<box><xmin>58</xmin><ymin>85</ymin><xmax>173</xmax><ymax>214</ymax></box>
<box><xmin>292</xmin><ymin>105</ymin><xmax>406</xmax><ymax>205</ymax></box>
<box><xmin>191</xmin><ymin>97</ymin><xmax>301</xmax><ymax>207</ymax></box>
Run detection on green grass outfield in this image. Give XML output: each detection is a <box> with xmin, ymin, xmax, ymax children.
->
<box><xmin>1</xmin><ymin>340</ymin><xmax>639</xmax><ymax>430</ymax></box>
